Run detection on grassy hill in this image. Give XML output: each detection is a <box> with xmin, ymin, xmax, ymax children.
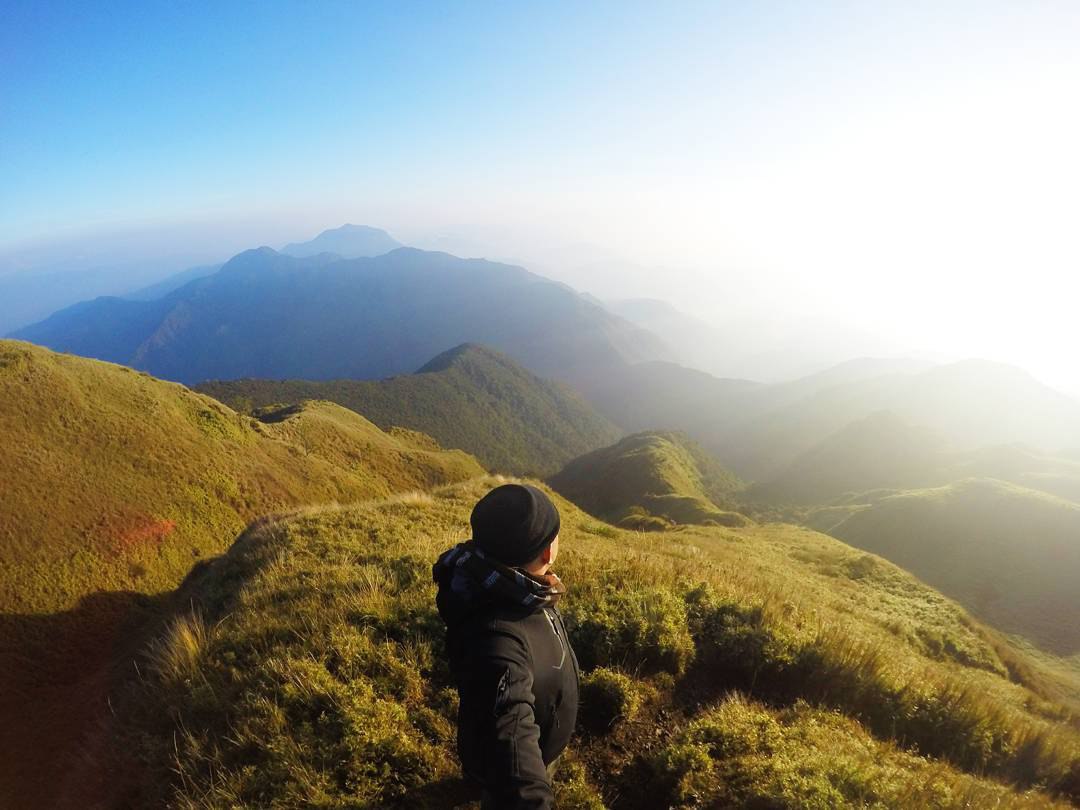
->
<box><xmin>0</xmin><ymin>340</ymin><xmax>482</xmax><ymax>806</ymax></box>
<box><xmin>548</xmin><ymin>431</ymin><xmax>748</xmax><ymax>530</ymax></box>
<box><xmin>818</xmin><ymin>478</ymin><xmax>1080</xmax><ymax>656</ymax></box>
<box><xmin>0</xmin><ymin>340</ymin><xmax>481</xmax><ymax>618</ymax></box>
<box><xmin>12</xmin><ymin>246</ymin><xmax>670</xmax><ymax>387</ymax></box>
<box><xmin>97</xmin><ymin>479</ymin><xmax>1080</xmax><ymax>808</ymax></box>
<box><xmin>199</xmin><ymin>343</ymin><xmax>622</xmax><ymax>476</ymax></box>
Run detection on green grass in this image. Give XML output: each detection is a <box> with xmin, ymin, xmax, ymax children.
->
<box><xmin>0</xmin><ymin>340</ymin><xmax>481</xmax><ymax>618</ymax></box>
<box><xmin>0</xmin><ymin>340</ymin><xmax>483</xmax><ymax>807</ymax></box>
<box><xmin>108</xmin><ymin>478</ymin><xmax>1080</xmax><ymax>808</ymax></box>
<box><xmin>823</xmin><ymin>478</ymin><xmax>1080</xmax><ymax>657</ymax></box>
<box><xmin>198</xmin><ymin>343</ymin><xmax>622</xmax><ymax>477</ymax></box>
<box><xmin>548</xmin><ymin>431</ymin><xmax>748</xmax><ymax>530</ymax></box>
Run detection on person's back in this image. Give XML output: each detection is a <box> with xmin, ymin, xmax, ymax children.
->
<box><xmin>433</xmin><ymin>484</ymin><xmax>579</xmax><ymax>809</ymax></box>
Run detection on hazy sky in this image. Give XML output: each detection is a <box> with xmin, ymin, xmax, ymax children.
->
<box><xmin>3</xmin><ymin>2</ymin><xmax>1078</xmax><ymax>390</ymax></box>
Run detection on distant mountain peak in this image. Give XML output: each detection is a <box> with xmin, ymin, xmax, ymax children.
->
<box><xmin>281</xmin><ymin>224</ymin><xmax>401</xmax><ymax>259</ymax></box>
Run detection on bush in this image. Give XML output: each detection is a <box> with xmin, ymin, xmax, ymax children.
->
<box><xmin>684</xmin><ymin>583</ymin><xmax>799</xmax><ymax>690</ymax></box>
<box><xmin>564</xmin><ymin>587</ymin><xmax>695</xmax><ymax>675</ymax></box>
<box><xmin>579</xmin><ymin>667</ymin><xmax>642</xmax><ymax>732</ymax></box>
<box><xmin>649</xmin><ymin>740</ymin><xmax>714</xmax><ymax>806</ymax></box>
<box><xmin>553</xmin><ymin>757</ymin><xmax>607</xmax><ymax>809</ymax></box>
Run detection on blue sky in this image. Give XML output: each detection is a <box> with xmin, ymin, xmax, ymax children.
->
<box><xmin>4</xmin><ymin>1</ymin><xmax>756</xmax><ymax>242</ymax></box>
<box><xmin>3</xmin><ymin>2</ymin><xmax>1079</xmax><ymax>389</ymax></box>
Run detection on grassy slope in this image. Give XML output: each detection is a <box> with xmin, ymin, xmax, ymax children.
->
<box><xmin>0</xmin><ymin>340</ymin><xmax>482</xmax><ymax>807</ymax></box>
<box><xmin>198</xmin><ymin>343</ymin><xmax>623</xmax><ymax>476</ymax></box>
<box><xmin>0</xmin><ymin>340</ymin><xmax>481</xmax><ymax>617</ymax></box>
<box><xmin>548</xmin><ymin>431</ymin><xmax>748</xmax><ymax>529</ymax></box>
<box><xmin>822</xmin><ymin>478</ymin><xmax>1080</xmax><ymax>657</ymax></box>
<box><xmin>109</xmin><ymin>479</ymin><xmax>1080</xmax><ymax>808</ymax></box>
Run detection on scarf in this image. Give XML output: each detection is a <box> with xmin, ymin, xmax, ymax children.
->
<box><xmin>433</xmin><ymin>540</ymin><xmax>566</xmax><ymax>612</ymax></box>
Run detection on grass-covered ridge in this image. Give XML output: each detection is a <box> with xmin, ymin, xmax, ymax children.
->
<box><xmin>112</xmin><ymin>478</ymin><xmax>1080</xmax><ymax>808</ymax></box>
<box><xmin>199</xmin><ymin>343</ymin><xmax>623</xmax><ymax>477</ymax></box>
<box><xmin>818</xmin><ymin>478</ymin><xmax>1080</xmax><ymax>657</ymax></box>
<box><xmin>0</xmin><ymin>340</ymin><xmax>481</xmax><ymax>617</ymax></box>
<box><xmin>548</xmin><ymin>431</ymin><xmax>748</xmax><ymax>530</ymax></box>
<box><xmin>0</xmin><ymin>340</ymin><xmax>482</xmax><ymax>806</ymax></box>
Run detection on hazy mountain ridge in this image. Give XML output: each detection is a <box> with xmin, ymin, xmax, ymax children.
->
<box><xmin>13</xmin><ymin>246</ymin><xmax>671</xmax><ymax>386</ymax></box>
<box><xmin>752</xmin><ymin>410</ymin><xmax>1080</xmax><ymax>507</ymax></box>
<box><xmin>579</xmin><ymin>355</ymin><xmax>1080</xmax><ymax>483</ymax></box>
<box><xmin>198</xmin><ymin>343</ymin><xmax>623</xmax><ymax>476</ymax></box>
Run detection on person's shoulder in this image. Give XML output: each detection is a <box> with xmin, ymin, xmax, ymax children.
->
<box><xmin>461</xmin><ymin>608</ymin><xmax>541</xmax><ymax>664</ymax></box>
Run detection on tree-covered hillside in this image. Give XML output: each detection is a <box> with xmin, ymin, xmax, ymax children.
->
<box><xmin>199</xmin><ymin>343</ymin><xmax>623</xmax><ymax>476</ymax></box>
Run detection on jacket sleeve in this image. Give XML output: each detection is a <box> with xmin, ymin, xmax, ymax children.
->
<box><xmin>460</xmin><ymin>627</ymin><xmax>553</xmax><ymax>810</ymax></box>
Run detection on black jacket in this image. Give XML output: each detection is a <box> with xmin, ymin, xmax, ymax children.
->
<box><xmin>438</xmin><ymin>591</ymin><xmax>579</xmax><ymax>809</ymax></box>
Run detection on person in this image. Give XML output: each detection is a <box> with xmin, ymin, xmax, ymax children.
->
<box><xmin>433</xmin><ymin>483</ymin><xmax>579</xmax><ymax>809</ymax></box>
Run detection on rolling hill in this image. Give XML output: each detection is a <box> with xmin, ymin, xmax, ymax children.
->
<box><xmin>97</xmin><ymin>478</ymin><xmax>1080</xmax><ymax>808</ymax></box>
<box><xmin>199</xmin><ymin>343</ymin><xmax>622</xmax><ymax>476</ymax></box>
<box><xmin>548</xmin><ymin>431</ymin><xmax>747</xmax><ymax>529</ymax></box>
<box><xmin>820</xmin><ymin>478</ymin><xmax>1080</xmax><ymax>656</ymax></box>
<box><xmin>0</xmin><ymin>340</ymin><xmax>482</xmax><ymax>806</ymax></box>
<box><xmin>11</xmin><ymin>246</ymin><xmax>671</xmax><ymax>386</ymax></box>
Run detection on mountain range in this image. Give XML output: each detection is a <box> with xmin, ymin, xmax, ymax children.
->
<box><xmin>12</xmin><ymin>246</ymin><xmax>670</xmax><ymax>386</ymax></box>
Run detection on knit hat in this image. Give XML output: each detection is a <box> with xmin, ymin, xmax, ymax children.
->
<box><xmin>470</xmin><ymin>484</ymin><xmax>561</xmax><ymax>566</ymax></box>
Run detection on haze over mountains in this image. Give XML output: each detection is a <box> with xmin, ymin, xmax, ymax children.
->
<box><xmin>5</xmin><ymin>226</ymin><xmax>1080</xmax><ymax>808</ymax></box>
<box><xmin>13</xmin><ymin>245</ymin><xmax>670</xmax><ymax>386</ymax></box>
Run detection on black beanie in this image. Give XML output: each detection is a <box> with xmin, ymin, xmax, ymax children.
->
<box><xmin>470</xmin><ymin>484</ymin><xmax>561</xmax><ymax>566</ymax></box>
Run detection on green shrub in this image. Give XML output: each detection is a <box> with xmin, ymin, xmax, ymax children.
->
<box><xmin>579</xmin><ymin>667</ymin><xmax>642</xmax><ymax>732</ymax></box>
<box><xmin>684</xmin><ymin>582</ymin><xmax>799</xmax><ymax>689</ymax></box>
<box><xmin>650</xmin><ymin>695</ymin><xmax>1069</xmax><ymax>810</ymax></box>
<box><xmin>564</xmin><ymin>586</ymin><xmax>695</xmax><ymax>675</ymax></box>
<box><xmin>684</xmin><ymin>695</ymin><xmax>781</xmax><ymax>759</ymax></box>
<box><xmin>649</xmin><ymin>740</ymin><xmax>714</xmax><ymax>806</ymax></box>
<box><xmin>552</xmin><ymin>757</ymin><xmax>607</xmax><ymax>809</ymax></box>
<box><xmin>616</xmin><ymin>506</ymin><xmax>672</xmax><ymax>532</ymax></box>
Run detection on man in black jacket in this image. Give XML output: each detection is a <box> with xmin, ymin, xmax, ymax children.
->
<box><xmin>434</xmin><ymin>483</ymin><xmax>579</xmax><ymax>810</ymax></box>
